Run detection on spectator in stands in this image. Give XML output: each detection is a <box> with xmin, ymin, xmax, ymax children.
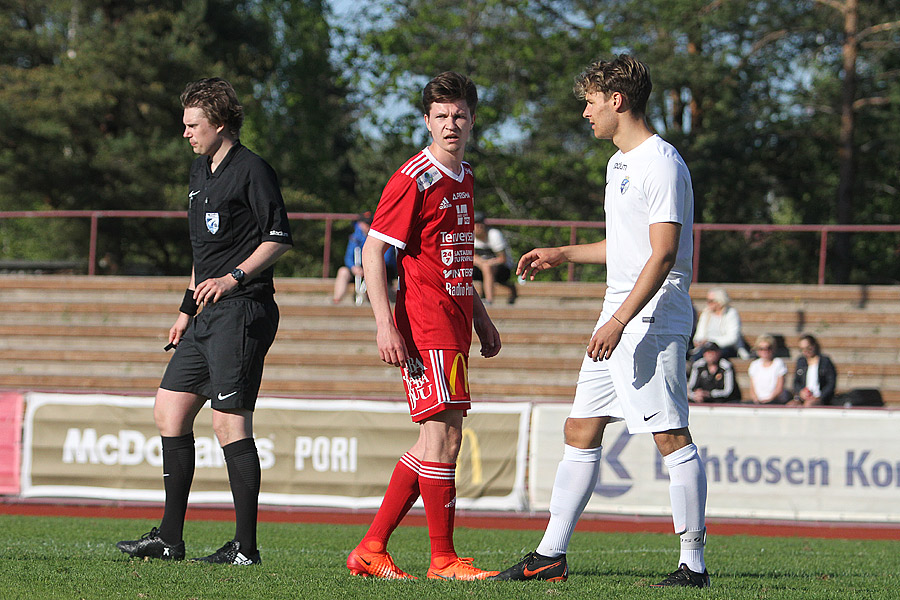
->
<box><xmin>332</xmin><ymin>212</ymin><xmax>396</xmax><ymax>304</ymax></box>
<box><xmin>690</xmin><ymin>287</ymin><xmax>748</xmax><ymax>360</ymax></box>
<box><xmin>472</xmin><ymin>211</ymin><xmax>517</xmax><ymax>305</ymax></box>
<box><xmin>747</xmin><ymin>334</ymin><xmax>791</xmax><ymax>404</ymax></box>
<box><xmin>688</xmin><ymin>342</ymin><xmax>741</xmax><ymax>403</ymax></box>
<box><xmin>790</xmin><ymin>334</ymin><xmax>837</xmax><ymax>406</ymax></box>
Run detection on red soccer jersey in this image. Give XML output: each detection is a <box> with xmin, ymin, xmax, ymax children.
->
<box><xmin>368</xmin><ymin>148</ymin><xmax>475</xmax><ymax>353</ymax></box>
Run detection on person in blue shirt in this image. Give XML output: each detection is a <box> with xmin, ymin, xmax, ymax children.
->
<box><xmin>332</xmin><ymin>212</ymin><xmax>396</xmax><ymax>304</ymax></box>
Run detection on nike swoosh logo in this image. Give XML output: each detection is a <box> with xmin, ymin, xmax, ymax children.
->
<box><xmin>643</xmin><ymin>411</ymin><xmax>660</xmax><ymax>422</ymax></box>
<box><xmin>523</xmin><ymin>561</ymin><xmax>563</xmax><ymax>578</ymax></box>
<box><xmin>217</xmin><ymin>391</ymin><xmax>238</xmax><ymax>401</ymax></box>
<box><xmin>360</xmin><ymin>557</ymin><xmax>372</xmax><ymax>566</ymax></box>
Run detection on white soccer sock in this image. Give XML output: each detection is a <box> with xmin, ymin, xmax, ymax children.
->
<box><xmin>664</xmin><ymin>443</ymin><xmax>707</xmax><ymax>572</ymax></box>
<box><xmin>536</xmin><ymin>445</ymin><xmax>602</xmax><ymax>558</ymax></box>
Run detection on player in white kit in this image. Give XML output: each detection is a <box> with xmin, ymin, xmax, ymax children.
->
<box><xmin>491</xmin><ymin>55</ymin><xmax>710</xmax><ymax>588</ymax></box>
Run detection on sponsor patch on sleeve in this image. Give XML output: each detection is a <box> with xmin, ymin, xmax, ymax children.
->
<box><xmin>416</xmin><ymin>166</ymin><xmax>443</xmax><ymax>191</ymax></box>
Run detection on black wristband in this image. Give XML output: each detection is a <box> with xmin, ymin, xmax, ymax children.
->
<box><xmin>180</xmin><ymin>289</ymin><xmax>198</xmax><ymax>316</ymax></box>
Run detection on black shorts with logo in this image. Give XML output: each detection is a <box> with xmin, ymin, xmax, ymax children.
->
<box><xmin>160</xmin><ymin>297</ymin><xmax>279</xmax><ymax>411</ymax></box>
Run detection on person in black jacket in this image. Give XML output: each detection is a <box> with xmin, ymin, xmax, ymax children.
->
<box><xmin>791</xmin><ymin>334</ymin><xmax>837</xmax><ymax>406</ymax></box>
<box><xmin>688</xmin><ymin>342</ymin><xmax>741</xmax><ymax>403</ymax></box>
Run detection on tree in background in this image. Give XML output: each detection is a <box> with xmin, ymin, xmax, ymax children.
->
<box><xmin>1</xmin><ymin>0</ymin><xmax>896</xmax><ymax>283</ymax></box>
<box><xmin>807</xmin><ymin>0</ymin><xmax>900</xmax><ymax>282</ymax></box>
<box><xmin>338</xmin><ymin>0</ymin><xmax>900</xmax><ymax>283</ymax></box>
<box><xmin>0</xmin><ymin>0</ymin><xmax>352</xmax><ymax>276</ymax></box>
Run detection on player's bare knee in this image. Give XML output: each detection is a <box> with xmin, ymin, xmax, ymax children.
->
<box><xmin>653</xmin><ymin>427</ymin><xmax>693</xmax><ymax>456</ymax></box>
<box><xmin>563</xmin><ymin>416</ymin><xmax>607</xmax><ymax>449</ymax></box>
<box><xmin>211</xmin><ymin>409</ymin><xmax>253</xmax><ymax>446</ymax></box>
<box><xmin>437</xmin><ymin>427</ymin><xmax>463</xmax><ymax>461</ymax></box>
<box><xmin>153</xmin><ymin>390</ymin><xmax>198</xmax><ymax>436</ymax></box>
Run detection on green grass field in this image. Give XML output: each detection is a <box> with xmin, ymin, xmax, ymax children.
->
<box><xmin>2</xmin><ymin>514</ymin><xmax>898</xmax><ymax>599</ymax></box>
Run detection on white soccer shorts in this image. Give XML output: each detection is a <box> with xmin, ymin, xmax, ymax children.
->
<box><xmin>569</xmin><ymin>332</ymin><xmax>690</xmax><ymax>434</ymax></box>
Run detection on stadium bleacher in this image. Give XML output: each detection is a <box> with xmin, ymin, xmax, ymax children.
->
<box><xmin>0</xmin><ymin>275</ymin><xmax>898</xmax><ymax>405</ymax></box>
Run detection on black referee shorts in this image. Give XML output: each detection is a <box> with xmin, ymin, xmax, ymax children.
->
<box><xmin>160</xmin><ymin>297</ymin><xmax>279</xmax><ymax>411</ymax></box>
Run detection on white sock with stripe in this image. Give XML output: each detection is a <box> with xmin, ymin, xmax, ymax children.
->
<box><xmin>664</xmin><ymin>443</ymin><xmax>707</xmax><ymax>572</ymax></box>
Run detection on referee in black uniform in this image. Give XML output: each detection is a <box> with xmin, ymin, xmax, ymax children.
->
<box><xmin>117</xmin><ymin>78</ymin><xmax>293</xmax><ymax>565</ymax></box>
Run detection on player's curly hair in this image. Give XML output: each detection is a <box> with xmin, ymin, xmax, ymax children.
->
<box><xmin>180</xmin><ymin>77</ymin><xmax>244</xmax><ymax>138</ymax></box>
<box><xmin>422</xmin><ymin>71</ymin><xmax>478</xmax><ymax>115</ymax></box>
<box><xmin>574</xmin><ymin>55</ymin><xmax>652</xmax><ymax>115</ymax></box>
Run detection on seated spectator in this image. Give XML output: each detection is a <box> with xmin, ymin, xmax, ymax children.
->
<box><xmin>690</xmin><ymin>287</ymin><xmax>749</xmax><ymax>360</ymax></box>
<box><xmin>472</xmin><ymin>212</ymin><xmax>517</xmax><ymax>305</ymax></box>
<box><xmin>332</xmin><ymin>212</ymin><xmax>396</xmax><ymax>304</ymax></box>
<box><xmin>747</xmin><ymin>334</ymin><xmax>792</xmax><ymax>404</ymax></box>
<box><xmin>688</xmin><ymin>342</ymin><xmax>741</xmax><ymax>403</ymax></box>
<box><xmin>790</xmin><ymin>334</ymin><xmax>837</xmax><ymax>406</ymax></box>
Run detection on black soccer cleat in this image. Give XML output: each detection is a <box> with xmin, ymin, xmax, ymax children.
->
<box><xmin>651</xmin><ymin>563</ymin><xmax>711</xmax><ymax>588</ymax></box>
<box><xmin>489</xmin><ymin>551</ymin><xmax>568</xmax><ymax>582</ymax></box>
<box><xmin>192</xmin><ymin>540</ymin><xmax>261</xmax><ymax>565</ymax></box>
<box><xmin>116</xmin><ymin>527</ymin><xmax>185</xmax><ymax>560</ymax></box>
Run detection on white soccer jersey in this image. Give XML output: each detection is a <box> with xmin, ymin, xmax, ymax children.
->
<box><xmin>601</xmin><ymin>134</ymin><xmax>694</xmax><ymax>335</ymax></box>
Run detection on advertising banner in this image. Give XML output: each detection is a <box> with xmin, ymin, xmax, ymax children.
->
<box><xmin>21</xmin><ymin>393</ymin><xmax>530</xmax><ymax>510</ymax></box>
<box><xmin>531</xmin><ymin>404</ymin><xmax>900</xmax><ymax>522</ymax></box>
<box><xmin>0</xmin><ymin>391</ymin><xmax>24</xmax><ymax>494</ymax></box>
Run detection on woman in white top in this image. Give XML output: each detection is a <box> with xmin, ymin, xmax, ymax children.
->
<box><xmin>747</xmin><ymin>334</ymin><xmax>791</xmax><ymax>404</ymax></box>
<box><xmin>691</xmin><ymin>287</ymin><xmax>747</xmax><ymax>359</ymax></box>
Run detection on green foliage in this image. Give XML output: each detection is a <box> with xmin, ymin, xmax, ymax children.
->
<box><xmin>2</xmin><ymin>514</ymin><xmax>900</xmax><ymax>599</ymax></box>
<box><xmin>338</xmin><ymin>0</ymin><xmax>900</xmax><ymax>283</ymax></box>
<box><xmin>1</xmin><ymin>1</ymin><xmax>898</xmax><ymax>282</ymax></box>
<box><xmin>0</xmin><ymin>0</ymin><xmax>351</xmax><ymax>276</ymax></box>
<box><xmin>339</xmin><ymin>0</ymin><xmax>614</xmax><ymax>225</ymax></box>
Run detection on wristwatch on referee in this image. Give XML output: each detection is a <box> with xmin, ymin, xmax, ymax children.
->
<box><xmin>230</xmin><ymin>268</ymin><xmax>246</xmax><ymax>286</ymax></box>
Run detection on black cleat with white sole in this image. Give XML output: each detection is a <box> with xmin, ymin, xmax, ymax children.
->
<box><xmin>192</xmin><ymin>540</ymin><xmax>261</xmax><ymax>565</ymax></box>
<box><xmin>651</xmin><ymin>563</ymin><xmax>711</xmax><ymax>588</ymax></box>
<box><xmin>116</xmin><ymin>527</ymin><xmax>185</xmax><ymax>560</ymax></box>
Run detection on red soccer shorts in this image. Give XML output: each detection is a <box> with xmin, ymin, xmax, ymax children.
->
<box><xmin>401</xmin><ymin>349</ymin><xmax>471</xmax><ymax>422</ymax></box>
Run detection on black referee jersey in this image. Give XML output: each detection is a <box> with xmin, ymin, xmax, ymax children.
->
<box><xmin>187</xmin><ymin>142</ymin><xmax>293</xmax><ymax>299</ymax></box>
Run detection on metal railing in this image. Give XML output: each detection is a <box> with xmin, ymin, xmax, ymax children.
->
<box><xmin>1</xmin><ymin>210</ymin><xmax>898</xmax><ymax>284</ymax></box>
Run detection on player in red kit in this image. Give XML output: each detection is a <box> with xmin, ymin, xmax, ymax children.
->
<box><xmin>346</xmin><ymin>71</ymin><xmax>502</xmax><ymax>581</ymax></box>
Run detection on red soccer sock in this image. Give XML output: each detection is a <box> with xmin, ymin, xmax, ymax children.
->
<box><xmin>360</xmin><ymin>453</ymin><xmax>421</xmax><ymax>553</ymax></box>
<box><xmin>419</xmin><ymin>461</ymin><xmax>458</xmax><ymax>567</ymax></box>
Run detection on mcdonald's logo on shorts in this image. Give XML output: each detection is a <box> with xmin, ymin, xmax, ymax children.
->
<box><xmin>448</xmin><ymin>352</ymin><xmax>469</xmax><ymax>397</ymax></box>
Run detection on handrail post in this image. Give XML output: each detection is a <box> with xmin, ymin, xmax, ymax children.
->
<box><xmin>692</xmin><ymin>228</ymin><xmax>702</xmax><ymax>283</ymax></box>
<box><xmin>88</xmin><ymin>212</ymin><xmax>99</xmax><ymax>276</ymax></box>
<box><xmin>322</xmin><ymin>217</ymin><xmax>333</xmax><ymax>279</ymax></box>
<box><xmin>567</xmin><ymin>225</ymin><xmax>577</xmax><ymax>281</ymax></box>
<box><xmin>818</xmin><ymin>230</ymin><xmax>828</xmax><ymax>285</ymax></box>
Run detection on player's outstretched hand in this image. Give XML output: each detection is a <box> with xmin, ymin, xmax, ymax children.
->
<box><xmin>474</xmin><ymin>314</ymin><xmax>501</xmax><ymax>358</ymax></box>
<box><xmin>516</xmin><ymin>247</ymin><xmax>566</xmax><ymax>281</ymax></box>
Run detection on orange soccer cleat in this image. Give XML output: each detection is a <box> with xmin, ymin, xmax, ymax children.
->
<box><xmin>426</xmin><ymin>557</ymin><xmax>499</xmax><ymax>581</ymax></box>
<box><xmin>346</xmin><ymin>546</ymin><xmax>417</xmax><ymax>580</ymax></box>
